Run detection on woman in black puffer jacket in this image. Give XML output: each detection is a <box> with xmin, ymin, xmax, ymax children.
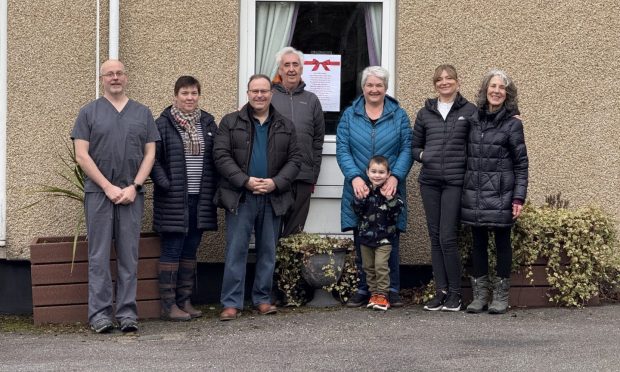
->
<box><xmin>413</xmin><ymin>65</ymin><xmax>476</xmax><ymax>312</ymax></box>
<box><xmin>151</xmin><ymin>76</ymin><xmax>218</xmax><ymax>321</ymax></box>
<box><xmin>462</xmin><ymin>69</ymin><xmax>528</xmax><ymax>315</ymax></box>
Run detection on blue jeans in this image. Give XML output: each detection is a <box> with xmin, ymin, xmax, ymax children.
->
<box><xmin>354</xmin><ymin>231</ymin><xmax>400</xmax><ymax>295</ymax></box>
<box><xmin>159</xmin><ymin>195</ymin><xmax>203</xmax><ymax>263</ymax></box>
<box><xmin>220</xmin><ymin>193</ymin><xmax>281</xmax><ymax>309</ymax></box>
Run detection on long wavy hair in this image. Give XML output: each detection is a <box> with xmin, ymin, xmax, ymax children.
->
<box><xmin>475</xmin><ymin>69</ymin><xmax>518</xmax><ymax>112</ymax></box>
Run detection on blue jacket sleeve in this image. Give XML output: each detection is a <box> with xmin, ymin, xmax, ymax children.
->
<box><xmin>336</xmin><ymin>109</ymin><xmax>364</xmax><ymax>182</ymax></box>
<box><xmin>390</xmin><ymin>108</ymin><xmax>413</xmax><ymax>182</ymax></box>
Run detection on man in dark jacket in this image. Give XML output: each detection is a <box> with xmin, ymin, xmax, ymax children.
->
<box><xmin>214</xmin><ymin>74</ymin><xmax>301</xmax><ymax>321</ymax></box>
<box><xmin>271</xmin><ymin>46</ymin><xmax>325</xmax><ymax>236</ymax></box>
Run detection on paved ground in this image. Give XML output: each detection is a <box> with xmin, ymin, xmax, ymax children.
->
<box><xmin>0</xmin><ymin>303</ymin><xmax>619</xmax><ymax>371</ymax></box>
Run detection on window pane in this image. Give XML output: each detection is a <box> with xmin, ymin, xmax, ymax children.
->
<box><xmin>257</xmin><ymin>1</ymin><xmax>382</xmax><ymax>135</ymax></box>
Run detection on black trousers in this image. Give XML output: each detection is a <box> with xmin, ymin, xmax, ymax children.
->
<box><xmin>420</xmin><ymin>183</ymin><xmax>462</xmax><ymax>294</ymax></box>
<box><xmin>281</xmin><ymin>181</ymin><xmax>313</xmax><ymax>237</ymax></box>
<box><xmin>471</xmin><ymin>226</ymin><xmax>512</xmax><ymax>278</ymax></box>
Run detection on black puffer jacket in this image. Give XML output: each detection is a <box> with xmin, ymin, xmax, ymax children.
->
<box><xmin>461</xmin><ymin>106</ymin><xmax>529</xmax><ymax>227</ymax></box>
<box><xmin>412</xmin><ymin>93</ymin><xmax>476</xmax><ymax>185</ymax></box>
<box><xmin>213</xmin><ymin>104</ymin><xmax>301</xmax><ymax>216</ymax></box>
<box><xmin>151</xmin><ymin>107</ymin><xmax>218</xmax><ymax>233</ymax></box>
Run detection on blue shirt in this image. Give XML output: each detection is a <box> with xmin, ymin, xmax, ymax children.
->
<box><xmin>248</xmin><ymin>116</ymin><xmax>270</xmax><ymax>178</ymax></box>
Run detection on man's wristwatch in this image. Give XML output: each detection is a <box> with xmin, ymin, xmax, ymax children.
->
<box><xmin>133</xmin><ymin>183</ymin><xmax>143</xmax><ymax>192</ymax></box>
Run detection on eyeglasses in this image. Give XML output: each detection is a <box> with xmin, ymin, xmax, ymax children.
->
<box><xmin>101</xmin><ymin>71</ymin><xmax>126</xmax><ymax>78</ymax></box>
<box><xmin>248</xmin><ymin>89</ymin><xmax>271</xmax><ymax>95</ymax></box>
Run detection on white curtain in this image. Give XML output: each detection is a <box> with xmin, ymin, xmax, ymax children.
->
<box><xmin>365</xmin><ymin>3</ymin><xmax>382</xmax><ymax>66</ymax></box>
<box><xmin>255</xmin><ymin>2</ymin><xmax>298</xmax><ymax>78</ymax></box>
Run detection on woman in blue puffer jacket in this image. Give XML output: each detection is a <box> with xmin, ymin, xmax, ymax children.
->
<box><xmin>336</xmin><ymin>66</ymin><xmax>413</xmax><ymax>308</ymax></box>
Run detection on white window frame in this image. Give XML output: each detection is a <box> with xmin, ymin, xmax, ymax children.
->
<box><xmin>238</xmin><ymin>0</ymin><xmax>397</xmax><ymax>108</ymax></box>
<box><xmin>239</xmin><ymin>1</ymin><xmax>397</xmax><ymax>235</ymax></box>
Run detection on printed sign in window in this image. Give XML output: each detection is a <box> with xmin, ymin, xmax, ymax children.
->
<box><xmin>302</xmin><ymin>54</ymin><xmax>341</xmax><ymax>112</ymax></box>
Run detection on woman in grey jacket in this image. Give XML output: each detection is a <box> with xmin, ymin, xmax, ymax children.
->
<box><xmin>412</xmin><ymin>65</ymin><xmax>476</xmax><ymax>312</ymax></box>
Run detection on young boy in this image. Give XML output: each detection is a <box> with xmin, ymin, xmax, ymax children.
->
<box><xmin>352</xmin><ymin>155</ymin><xmax>404</xmax><ymax>311</ymax></box>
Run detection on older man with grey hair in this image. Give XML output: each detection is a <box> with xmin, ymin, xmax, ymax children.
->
<box><xmin>271</xmin><ymin>46</ymin><xmax>325</xmax><ymax>237</ymax></box>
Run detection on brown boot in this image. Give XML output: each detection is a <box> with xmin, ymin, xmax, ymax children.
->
<box><xmin>159</xmin><ymin>262</ymin><xmax>191</xmax><ymax>321</ymax></box>
<box><xmin>161</xmin><ymin>303</ymin><xmax>192</xmax><ymax>321</ymax></box>
<box><xmin>177</xmin><ymin>259</ymin><xmax>202</xmax><ymax>318</ymax></box>
<box><xmin>179</xmin><ymin>299</ymin><xmax>203</xmax><ymax>319</ymax></box>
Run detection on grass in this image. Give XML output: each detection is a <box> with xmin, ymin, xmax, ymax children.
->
<box><xmin>0</xmin><ymin>314</ymin><xmax>87</xmax><ymax>334</ymax></box>
<box><xmin>0</xmin><ymin>304</ymin><xmax>347</xmax><ymax>335</ymax></box>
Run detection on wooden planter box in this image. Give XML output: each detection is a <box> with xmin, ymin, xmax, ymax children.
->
<box><xmin>461</xmin><ymin>257</ymin><xmax>600</xmax><ymax>308</ymax></box>
<box><xmin>30</xmin><ymin>233</ymin><xmax>161</xmax><ymax>325</ymax></box>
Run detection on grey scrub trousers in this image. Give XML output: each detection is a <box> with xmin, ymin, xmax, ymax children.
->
<box><xmin>85</xmin><ymin>192</ymin><xmax>144</xmax><ymax>322</ymax></box>
<box><xmin>71</xmin><ymin>97</ymin><xmax>160</xmax><ymax>324</ymax></box>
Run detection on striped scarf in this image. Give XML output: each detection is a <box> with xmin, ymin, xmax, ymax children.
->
<box><xmin>170</xmin><ymin>106</ymin><xmax>202</xmax><ymax>156</ymax></box>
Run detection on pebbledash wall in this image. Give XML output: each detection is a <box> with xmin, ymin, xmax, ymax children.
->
<box><xmin>4</xmin><ymin>1</ymin><xmax>619</xmax><ymax>264</ymax></box>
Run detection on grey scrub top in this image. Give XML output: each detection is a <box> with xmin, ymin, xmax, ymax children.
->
<box><xmin>71</xmin><ymin>97</ymin><xmax>160</xmax><ymax>193</ymax></box>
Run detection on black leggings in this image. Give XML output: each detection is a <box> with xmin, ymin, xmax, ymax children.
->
<box><xmin>471</xmin><ymin>226</ymin><xmax>512</xmax><ymax>278</ymax></box>
<box><xmin>420</xmin><ymin>183</ymin><xmax>462</xmax><ymax>294</ymax></box>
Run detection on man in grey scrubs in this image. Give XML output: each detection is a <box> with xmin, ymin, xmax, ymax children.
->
<box><xmin>71</xmin><ymin>59</ymin><xmax>159</xmax><ymax>333</ymax></box>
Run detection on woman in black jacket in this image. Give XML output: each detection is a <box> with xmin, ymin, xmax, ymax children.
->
<box><xmin>462</xmin><ymin>69</ymin><xmax>528</xmax><ymax>314</ymax></box>
<box><xmin>151</xmin><ymin>76</ymin><xmax>218</xmax><ymax>321</ymax></box>
<box><xmin>413</xmin><ymin>65</ymin><xmax>476</xmax><ymax>312</ymax></box>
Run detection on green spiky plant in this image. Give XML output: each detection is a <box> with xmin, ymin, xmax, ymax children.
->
<box><xmin>25</xmin><ymin>138</ymin><xmax>85</xmax><ymax>272</ymax></box>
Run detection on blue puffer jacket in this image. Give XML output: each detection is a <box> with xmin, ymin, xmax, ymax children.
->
<box><xmin>336</xmin><ymin>95</ymin><xmax>413</xmax><ymax>232</ymax></box>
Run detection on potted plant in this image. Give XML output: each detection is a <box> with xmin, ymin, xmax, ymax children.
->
<box><xmin>511</xmin><ymin>194</ymin><xmax>620</xmax><ymax>307</ymax></box>
<box><xmin>275</xmin><ymin>232</ymin><xmax>357</xmax><ymax>307</ymax></box>
<box><xmin>26</xmin><ymin>138</ymin><xmax>86</xmax><ymax>272</ymax></box>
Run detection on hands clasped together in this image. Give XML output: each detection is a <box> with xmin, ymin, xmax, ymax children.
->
<box><xmin>246</xmin><ymin>177</ymin><xmax>276</xmax><ymax>194</ymax></box>
<box><xmin>104</xmin><ymin>184</ymin><xmax>138</xmax><ymax>205</ymax></box>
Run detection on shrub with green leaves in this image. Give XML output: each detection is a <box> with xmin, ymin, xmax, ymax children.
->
<box><xmin>453</xmin><ymin>198</ymin><xmax>620</xmax><ymax>307</ymax></box>
<box><xmin>512</xmin><ymin>203</ymin><xmax>620</xmax><ymax>306</ymax></box>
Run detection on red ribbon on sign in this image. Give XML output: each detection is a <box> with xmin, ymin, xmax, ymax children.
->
<box><xmin>304</xmin><ymin>59</ymin><xmax>341</xmax><ymax>71</ymax></box>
